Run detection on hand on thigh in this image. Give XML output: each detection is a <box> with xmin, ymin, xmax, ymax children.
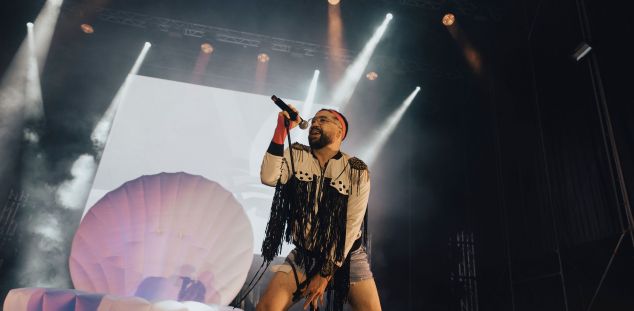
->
<box><xmin>257</xmin><ymin>271</ymin><xmax>305</xmax><ymax>311</ymax></box>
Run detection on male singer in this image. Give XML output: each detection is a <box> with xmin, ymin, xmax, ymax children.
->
<box><xmin>256</xmin><ymin>105</ymin><xmax>381</xmax><ymax>311</ymax></box>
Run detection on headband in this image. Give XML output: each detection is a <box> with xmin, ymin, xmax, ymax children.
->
<box><xmin>325</xmin><ymin>109</ymin><xmax>348</xmax><ymax>140</ymax></box>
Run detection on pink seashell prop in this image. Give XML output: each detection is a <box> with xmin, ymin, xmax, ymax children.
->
<box><xmin>70</xmin><ymin>172</ymin><xmax>253</xmax><ymax>305</ymax></box>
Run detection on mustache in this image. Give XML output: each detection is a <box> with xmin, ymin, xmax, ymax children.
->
<box><xmin>309</xmin><ymin>127</ymin><xmax>322</xmax><ymax>134</ymax></box>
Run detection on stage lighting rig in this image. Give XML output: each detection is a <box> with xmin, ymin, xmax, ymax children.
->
<box><xmin>442</xmin><ymin>13</ymin><xmax>456</xmax><ymax>26</ymax></box>
<box><xmin>80</xmin><ymin>23</ymin><xmax>94</xmax><ymax>34</ymax></box>
<box><xmin>257</xmin><ymin>53</ymin><xmax>270</xmax><ymax>63</ymax></box>
<box><xmin>572</xmin><ymin>42</ymin><xmax>592</xmax><ymax>62</ymax></box>
<box><xmin>201</xmin><ymin>43</ymin><xmax>214</xmax><ymax>54</ymax></box>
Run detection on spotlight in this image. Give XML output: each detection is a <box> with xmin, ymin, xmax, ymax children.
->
<box><xmin>386</xmin><ymin>13</ymin><xmax>393</xmax><ymax>20</ymax></box>
<box><xmin>26</xmin><ymin>22</ymin><xmax>34</xmax><ymax>28</ymax></box>
<box><xmin>257</xmin><ymin>53</ymin><xmax>270</xmax><ymax>63</ymax></box>
<box><xmin>144</xmin><ymin>42</ymin><xmax>152</xmax><ymax>48</ymax></box>
<box><xmin>572</xmin><ymin>42</ymin><xmax>592</xmax><ymax>62</ymax></box>
<box><xmin>442</xmin><ymin>13</ymin><xmax>456</xmax><ymax>26</ymax></box>
<box><xmin>201</xmin><ymin>43</ymin><xmax>214</xmax><ymax>54</ymax></box>
<box><xmin>366</xmin><ymin>71</ymin><xmax>378</xmax><ymax>81</ymax></box>
<box><xmin>328</xmin><ymin>0</ymin><xmax>341</xmax><ymax>5</ymax></box>
<box><xmin>80</xmin><ymin>24</ymin><xmax>94</xmax><ymax>34</ymax></box>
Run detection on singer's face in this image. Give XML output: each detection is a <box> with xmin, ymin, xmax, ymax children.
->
<box><xmin>308</xmin><ymin>111</ymin><xmax>342</xmax><ymax>149</ymax></box>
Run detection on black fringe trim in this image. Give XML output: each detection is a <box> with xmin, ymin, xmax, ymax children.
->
<box><xmin>261</xmin><ymin>175</ymin><xmax>350</xmax><ymax>310</ymax></box>
<box><xmin>292</xmin><ymin>142</ymin><xmax>311</xmax><ymax>153</ymax></box>
<box><xmin>260</xmin><ymin>153</ymin><xmax>370</xmax><ymax>311</ymax></box>
<box><xmin>292</xmin><ymin>248</ymin><xmax>352</xmax><ymax>311</ymax></box>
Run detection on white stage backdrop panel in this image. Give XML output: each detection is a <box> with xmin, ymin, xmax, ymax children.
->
<box><xmin>86</xmin><ymin>75</ymin><xmax>321</xmax><ymax>256</ymax></box>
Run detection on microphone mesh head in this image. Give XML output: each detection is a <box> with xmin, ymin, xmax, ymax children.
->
<box><xmin>299</xmin><ymin>120</ymin><xmax>309</xmax><ymax>130</ymax></box>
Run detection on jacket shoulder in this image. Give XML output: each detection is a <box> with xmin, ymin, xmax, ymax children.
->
<box><xmin>348</xmin><ymin>157</ymin><xmax>368</xmax><ymax>171</ymax></box>
<box><xmin>291</xmin><ymin>142</ymin><xmax>311</xmax><ymax>152</ymax></box>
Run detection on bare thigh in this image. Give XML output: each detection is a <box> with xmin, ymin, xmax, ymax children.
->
<box><xmin>347</xmin><ymin>278</ymin><xmax>382</xmax><ymax>311</ymax></box>
<box><xmin>256</xmin><ymin>271</ymin><xmax>306</xmax><ymax>311</ymax></box>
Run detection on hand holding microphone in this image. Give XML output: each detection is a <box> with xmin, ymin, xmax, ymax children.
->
<box><xmin>271</xmin><ymin>95</ymin><xmax>309</xmax><ymax>130</ymax></box>
<box><xmin>277</xmin><ymin>104</ymin><xmax>300</xmax><ymax>130</ymax></box>
<box><xmin>270</xmin><ymin>95</ymin><xmax>309</xmax><ymax>145</ymax></box>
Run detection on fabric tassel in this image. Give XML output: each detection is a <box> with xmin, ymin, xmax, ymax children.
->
<box><xmin>330</xmin><ymin>255</ymin><xmax>352</xmax><ymax>311</ymax></box>
<box><xmin>261</xmin><ymin>178</ymin><xmax>289</xmax><ymax>261</ymax></box>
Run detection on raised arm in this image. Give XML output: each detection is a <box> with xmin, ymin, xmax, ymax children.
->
<box><xmin>260</xmin><ymin>107</ymin><xmax>300</xmax><ymax>186</ymax></box>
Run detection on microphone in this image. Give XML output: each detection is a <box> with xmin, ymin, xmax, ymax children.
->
<box><xmin>271</xmin><ymin>95</ymin><xmax>309</xmax><ymax>129</ymax></box>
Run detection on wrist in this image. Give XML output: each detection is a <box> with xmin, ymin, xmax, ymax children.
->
<box><xmin>272</xmin><ymin>127</ymin><xmax>287</xmax><ymax>144</ymax></box>
<box><xmin>319</xmin><ymin>261</ymin><xmax>336</xmax><ymax>279</ymax></box>
<box><xmin>319</xmin><ymin>271</ymin><xmax>331</xmax><ymax>278</ymax></box>
<box><xmin>272</xmin><ymin>115</ymin><xmax>289</xmax><ymax>144</ymax></box>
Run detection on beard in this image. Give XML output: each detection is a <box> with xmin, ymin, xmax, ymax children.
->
<box><xmin>308</xmin><ymin>128</ymin><xmax>333</xmax><ymax>150</ymax></box>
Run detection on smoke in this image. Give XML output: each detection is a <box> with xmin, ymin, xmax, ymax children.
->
<box><xmin>56</xmin><ymin>154</ymin><xmax>97</xmax><ymax>210</ymax></box>
<box><xmin>14</xmin><ymin>124</ymin><xmax>104</xmax><ymax>288</ymax></box>
<box><xmin>20</xmin><ymin>214</ymin><xmax>70</xmax><ymax>288</ymax></box>
<box><xmin>9</xmin><ymin>31</ymin><xmax>148</xmax><ymax>290</ymax></box>
<box><xmin>16</xmin><ymin>133</ymin><xmax>73</xmax><ymax>288</ymax></box>
<box><xmin>30</xmin><ymin>216</ymin><xmax>63</xmax><ymax>252</ymax></box>
<box><xmin>23</xmin><ymin>128</ymin><xmax>39</xmax><ymax>144</ymax></box>
<box><xmin>14</xmin><ymin>128</ymin><xmax>102</xmax><ymax>290</ymax></box>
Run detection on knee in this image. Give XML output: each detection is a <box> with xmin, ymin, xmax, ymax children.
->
<box><xmin>255</xmin><ymin>300</ymin><xmax>274</xmax><ymax>311</ymax></box>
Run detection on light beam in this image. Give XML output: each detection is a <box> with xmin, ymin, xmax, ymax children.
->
<box><xmin>254</xmin><ymin>53</ymin><xmax>270</xmax><ymax>93</ymax></box>
<box><xmin>446</xmin><ymin>19</ymin><xmax>482</xmax><ymax>75</ymax></box>
<box><xmin>292</xmin><ymin>69</ymin><xmax>321</xmax><ymax>145</ymax></box>
<box><xmin>361</xmin><ymin>86</ymin><xmax>421</xmax><ymax>166</ymax></box>
<box><xmin>30</xmin><ymin>0</ymin><xmax>64</xmax><ymax>73</ymax></box>
<box><xmin>92</xmin><ymin>42</ymin><xmax>152</xmax><ymax>150</ymax></box>
<box><xmin>25</xmin><ymin>22</ymin><xmax>43</xmax><ymax>120</ymax></box>
<box><xmin>328</xmin><ymin>3</ymin><xmax>345</xmax><ymax>83</ymax></box>
<box><xmin>0</xmin><ymin>0</ymin><xmax>65</xmax><ymax>209</ymax></box>
<box><xmin>0</xmin><ymin>0</ymin><xmax>65</xmax><ymax>123</ymax></box>
<box><xmin>302</xmin><ymin>69</ymin><xmax>321</xmax><ymax>117</ymax></box>
<box><xmin>331</xmin><ymin>13</ymin><xmax>392</xmax><ymax>108</ymax></box>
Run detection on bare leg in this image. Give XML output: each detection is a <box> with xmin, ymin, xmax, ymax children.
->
<box><xmin>347</xmin><ymin>278</ymin><xmax>382</xmax><ymax>311</ymax></box>
<box><xmin>256</xmin><ymin>270</ymin><xmax>306</xmax><ymax>311</ymax></box>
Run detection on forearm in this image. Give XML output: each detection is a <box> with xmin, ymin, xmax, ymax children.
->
<box><xmin>260</xmin><ymin>145</ymin><xmax>290</xmax><ymax>186</ymax></box>
<box><xmin>260</xmin><ymin>110</ymin><xmax>297</xmax><ymax>186</ymax></box>
<box><xmin>337</xmin><ymin>174</ymin><xmax>371</xmax><ymax>267</ymax></box>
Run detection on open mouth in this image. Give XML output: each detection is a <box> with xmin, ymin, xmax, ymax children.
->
<box><xmin>309</xmin><ymin>128</ymin><xmax>321</xmax><ymax>136</ymax></box>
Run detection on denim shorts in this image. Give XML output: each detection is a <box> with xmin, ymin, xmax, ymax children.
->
<box><xmin>271</xmin><ymin>247</ymin><xmax>374</xmax><ymax>283</ymax></box>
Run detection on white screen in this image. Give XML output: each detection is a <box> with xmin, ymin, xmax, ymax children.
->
<box><xmin>86</xmin><ymin>75</ymin><xmax>323</xmax><ymax>256</ymax></box>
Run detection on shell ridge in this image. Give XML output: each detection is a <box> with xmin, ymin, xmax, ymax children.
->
<box><xmin>69</xmin><ymin>256</ymin><xmax>97</xmax><ymax>293</ymax></box>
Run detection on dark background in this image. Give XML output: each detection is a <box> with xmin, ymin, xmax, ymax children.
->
<box><xmin>1</xmin><ymin>0</ymin><xmax>633</xmax><ymax>310</ymax></box>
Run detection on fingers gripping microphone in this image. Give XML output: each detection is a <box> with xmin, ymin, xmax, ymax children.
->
<box><xmin>271</xmin><ymin>95</ymin><xmax>309</xmax><ymax>129</ymax></box>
